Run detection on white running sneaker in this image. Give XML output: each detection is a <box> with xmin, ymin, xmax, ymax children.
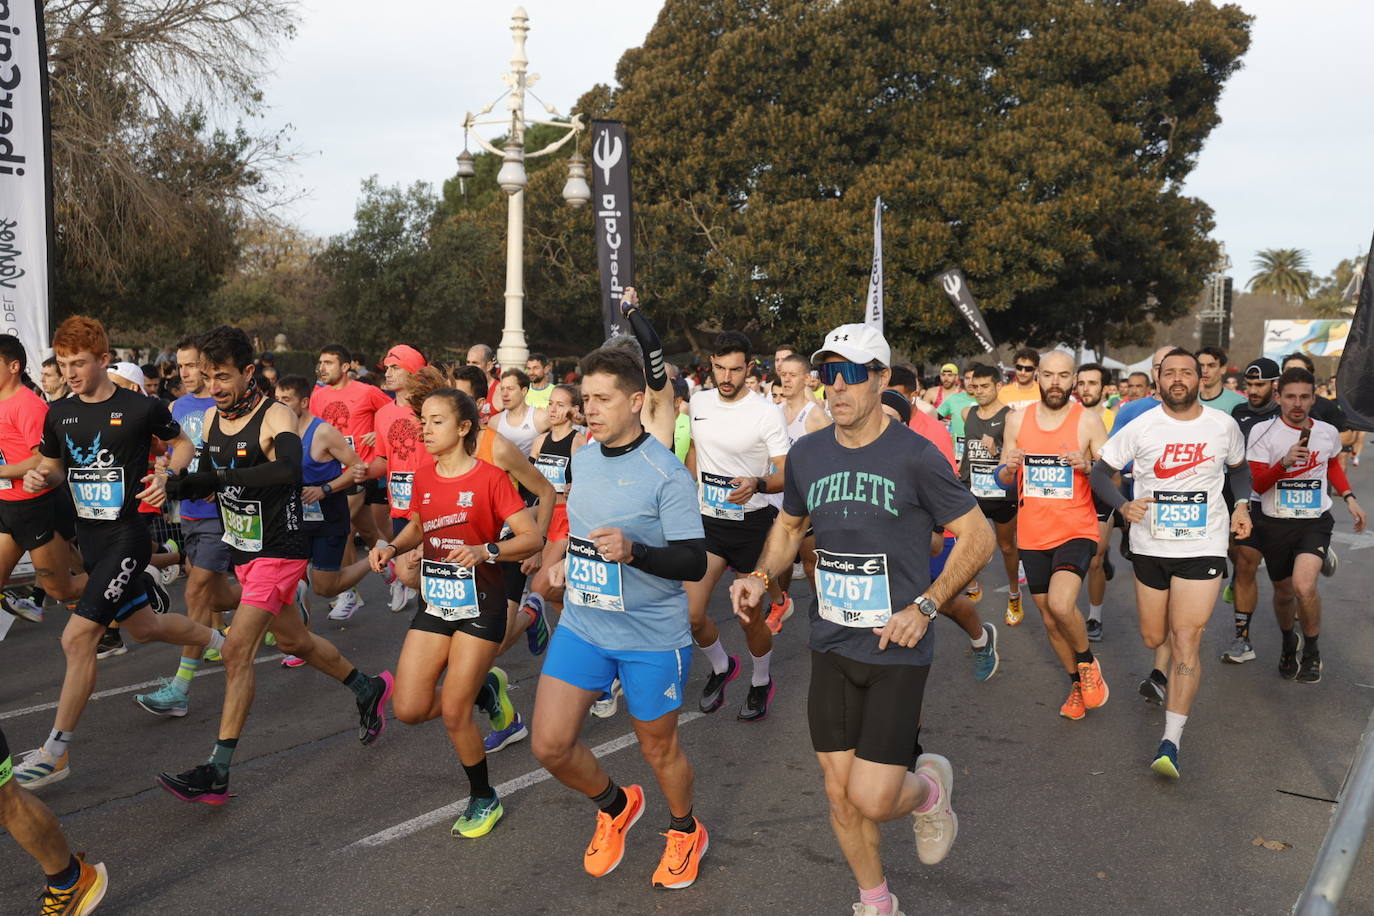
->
<box><xmin>389</xmin><ymin>580</ymin><xmax>413</xmax><ymax>613</ymax></box>
<box><xmin>913</xmin><ymin>753</ymin><xmax>957</xmax><ymax>865</ymax></box>
<box><xmin>14</xmin><ymin>747</ymin><xmax>70</xmax><ymax>788</ymax></box>
<box><xmin>328</xmin><ymin>588</ymin><xmax>363</xmax><ymax>621</ymax></box>
<box><xmin>852</xmin><ymin>895</ymin><xmax>906</xmax><ymax>916</ymax></box>
<box><xmin>590</xmin><ymin>679</ymin><xmax>622</xmax><ymax>719</ymax></box>
<box><xmin>3</xmin><ymin>593</ymin><xmax>44</xmax><ymax>623</ymax></box>
<box><xmin>159</xmin><ymin>540</ymin><xmax>181</xmax><ymax>585</ymax></box>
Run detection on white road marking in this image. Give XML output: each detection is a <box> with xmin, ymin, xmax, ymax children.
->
<box><xmin>346</xmin><ymin>710</ymin><xmax>706</xmax><ymax>849</ymax></box>
<box><xmin>0</xmin><ymin>653</ymin><xmax>282</xmax><ymax>722</ymax></box>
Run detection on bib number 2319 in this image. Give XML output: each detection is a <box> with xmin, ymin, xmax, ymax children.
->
<box><xmin>565</xmin><ymin>536</ymin><xmax>624</xmax><ymax>612</ymax></box>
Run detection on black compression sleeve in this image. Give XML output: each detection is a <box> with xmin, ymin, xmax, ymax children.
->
<box><xmin>218</xmin><ymin>432</ymin><xmax>304</xmax><ymax>488</ymax></box>
<box><xmin>629</xmin><ymin>537</ymin><xmax>707</xmax><ymax>581</ymax></box>
<box><xmin>624</xmin><ymin>308</ymin><xmax>667</xmax><ymax>391</ymax></box>
<box><xmin>1227</xmin><ymin>459</ymin><xmax>1253</xmax><ymax>503</ymax></box>
<box><xmin>1090</xmin><ymin>459</ymin><xmax>1127</xmax><ymax>511</ymax></box>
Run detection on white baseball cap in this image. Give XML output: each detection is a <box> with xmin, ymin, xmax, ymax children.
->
<box><xmin>109</xmin><ymin>361</ymin><xmax>147</xmax><ymax>389</ymax></box>
<box><xmin>811</xmin><ymin>324</ymin><xmax>892</xmax><ymax>369</ymax></box>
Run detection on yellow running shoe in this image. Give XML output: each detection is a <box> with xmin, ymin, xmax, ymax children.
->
<box><xmin>964</xmin><ymin>581</ymin><xmax>982</xmax><ymax>603</ymax></box>
<box><xmin>41</xmin><ymin>853</ymin><xmax>107</xmax><ymax>915</ymax></box>
<box><xmin>1005</xmin><ymin>592</ymin><xmax>1024</xmax><ymax>626</ymax></box>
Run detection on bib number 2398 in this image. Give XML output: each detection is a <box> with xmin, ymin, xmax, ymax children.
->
<box><xmin>565</xmin><ymin>536</ymin><xmax>624</xmax><ymax>612</ymax></box>
<box><xmin>421</xmin><ymin>560</ymin><xmax>479</xmax><ymax>621</ymax></box>
<box><xmin>813</xmin><ymin>550</ymin><xmax>892</xmax><ymax>628</ymax></box>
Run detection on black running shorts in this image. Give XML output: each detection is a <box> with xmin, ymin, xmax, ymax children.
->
<box><xmin>0</xmin><ymin>725</ymin><xmax>11</xmax><ymax>788</ymax></box>
<box><xmin>409</xmin><ymin>599</ymin><xmax>506</xmax><ymax>644</ymax></box>
<box><xmin>1020</xmin><ymin>537</ymin><xmax>1096</xmax><ymax>595</ymax></box>
<box><xmin>703</xmin><ymin>505</ymin><xmax>777</xmax><ymax>572</ymax></box>
<box><xmin>977</xmin><ymin>499</ymin><xmax>1017</xmax><ymax>526</ymax></box>
<box><xmin>808</xmin><ymin>650</ymin><xmax>929</xmax><ymax>767</ymax></box>
<box><xmin>1254</xmin><ymin>511</ymin><xmax>1334</xmax><ymax>582</ymax></box>
<box><xmin>0</xmin><ymin>488</ymin><xmax>77</xmax><ymax>553</ymax></box>
<box><xmin>363</xmin><ymin>478</ymin><xmax>388</xmax><ymax>506</ymax></box>
<box><xmin>74</xmin><ymin>519</ymin><xmax>153</xmax><ymax>626</ymax></box>
<box><xmin>1130</xmin><ymin>554</ymin><xmax>1226</xmax><ymax>591</ymax></box>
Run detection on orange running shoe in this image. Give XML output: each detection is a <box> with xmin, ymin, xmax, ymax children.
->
<box><xmin>964</xmin><ymin>581</ymin><xmax>982</xmax><ymax>603</ymax></box>
<box><xmin>1078</xmin><ymin>658</ymin><xmax>1109</xmax><ymax>709</ymax></box>
<box><xmin>41</xmin><ymin>853</ymin><xmax>108</xmax><ymax>915</ymax></box>
<box><xmin>1059</xmin><ymin>682</ymin><xmax>1085</xmax><ymax>720</ymax></box>
<box><xmin>584</xmin><ymin>784</ymin><xmax>645</xmax><ymax>878</ymax></box>
<box><xmin>652</xmin><ymin>819</ymin><xmax>710</xmax><ymax>889</ymax></box>
<box><xmin>765</xmin><ymin>592</ymin><xmax>794</xmax><ymax>635</ymax></box>
<box><xmin>1004</xmin><ymin>592</ymin><xmax>1023</xmax><ymax>626</ymax></box>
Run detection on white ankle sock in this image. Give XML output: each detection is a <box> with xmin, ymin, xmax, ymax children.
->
<box><xmin>750</xmin><ymin>650</ymin><xmax>772</xmax><ymax>687</ymax></box>
<box><xmin>701</xmin><ymin>638</ymin><xmax>729</xmax><ymax>675</ymax></box>
<box><xmin>1089</xmin><ymin>604</ymin><xmax>1103</xmax><ymax>623</ymax></box>
<box><xmin>969</xmin><ymin>628</ymin><xmax>988</xmax><ymax>649</ymax></box>
<box><xmin>1163</xmin><ymin>711</ymin><xmax>1187</xmax><ymax>746</ymax></box>
<box><xmin>43</xmin><ymin>728</ymin><xmax>73</xmax><ymax>759</ymax></box>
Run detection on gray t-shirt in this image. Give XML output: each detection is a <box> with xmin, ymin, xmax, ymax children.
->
<box><xmin>783</xmin><ymin>420</ymin><xmax>978</xmax><ymax>666</ymax></box>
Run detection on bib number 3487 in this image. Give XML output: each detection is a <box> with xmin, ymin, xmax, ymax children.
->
<box><xmin>813</xmin><ymin>550</ymin><xmax>892</xmax><ymax>628</ymax></box>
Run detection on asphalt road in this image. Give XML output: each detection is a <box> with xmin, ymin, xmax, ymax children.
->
<box><xmin>3</xmin><ymin>472</ymin><xmax>1374</xmax><ymax>914</ymax></box>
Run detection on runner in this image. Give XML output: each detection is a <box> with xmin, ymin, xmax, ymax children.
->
<box><xmin>1282</xmin><ymin>352</ymin><xmax>1355</xmax><ymax>479</ymax></box>
<box><xmin>772</xmin><ymin>352</ymin><xmax>829</xmax><ymax>612</ymax></box>
<box><xmin>618</xmin><ymin>288</ymin><xmax>678</xmax><ymax>450</ymax></box>
<box><xmin>922</xmin><ymin>362</ymin><xmax>962</xmax><ymax>409</ymax></box>
<box><xmin>0</xmin><ymin>725</ymin><xmax>108</xmax><ymax>913</ymax></box>
<box><xmin>12</xmin><ymin>316</ymin><xmax>224</xmax><ymax>789</ymax></box>
<box><xmin>685</xmin><ymin>330</ymin><xmax>791</xmax><ymax>721</ymax></box>
<box><xmin>1093</xmin><ymin>347</ymin><xmax>1251</xmax><ymax>778</ymax></box>
<box><xmin>525</xmin><ymin>353</ymin><xmax>556</xmax><ymax>410</ymax></box>
<box><xmin>1246</xmin><ymin>367</ymin><xmax>1365</xmax><ymax>684</ymax></box>
<box><xmin>310</xmin><ymin>343</ymin><xmax>393</xmax><ymax>618</ymax></box>
<box><xmin>998</xmin><ymin>348</ymin><xmax>1042</xmax><ymax>410</ymax></box>
<box><xmin>490</xmin><ymin>368</ymin><xmax>550</xmax><ymax>456</ymax></box>
<box><xmin>996</xmin><ymin>351</ymin><xmax>1110</xmax><ymax>720</ymax></box>
<box><xmin>959</xmin><ymin>363</ymin><xmax>1023</xmax><ymax>626</ymax></box>
<box><xmin>935</xmin><ymin>365</ymin><xmax>976</xmax><ymax>461</ymax></box>
<box><xmin>0</xmin><ymin>336</ymin><xmax>85</xmax><ymax>628</ymax></box>
<box><xmin>374</xmin><ymin>344</ymin><xmax>429</xmax><ymax>611</ymax></box>
<box><xmin>1221</xmin><ymin>357</ymin><xmax>1281</xmax><ymax>664</ymax></box>
<box><xmin>1197</xmin><ymin>347</ymin><xmax>1245</xmax><ymax>414</ymax></box>
<box><xmin>530</xmin><ymin>343</ymin><xmax>710</xmax><ymax>888</ymax></box>
<box><xmin>1075</xmin><ymin>362</ymin><xmax>1118</xmax><ymax>642</ymax></box>
<box><xmin>157</xmin><ymin>325</ymin><xmax>392</xmax><ymax>805</ymax></box>
<box><xmin>368</xmin><ymin>381</ymin><xmax>542</xmax><ymax>837</ymax></box>
<box><xmin>731</xmin><ymin>324</ymin><xmax>993</xmax><ymax>916</ymax></box>
<box><xmin>40</xmin><ymin>356</ymin><xmax>70</xmax><ymax>402</ymax></box>
<box><xmin>134</xmin><ymin>335</ymin><xmax>246</xmax><ymax>716</ymax></box>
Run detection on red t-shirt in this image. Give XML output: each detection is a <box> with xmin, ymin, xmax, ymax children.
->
<box><xmin>374</xmin><ymin>400</ymin><xmax>433</xmax><ymax>518</ymax></box>
<box><xmin>309</xmin><ymin>380</ymin><xmax>393</xmax><ymax>463</ymax></box>
<box><xmin>908</xmin><ymin>409</ymin><xmax>959</xmax><ymax>540</ymax></box>
<box><xmin>413</xmin><ymin>458</ymin><xmax>527</xmax><ymax>617</ymax></box>
<box><xmin>0</xmin><ymin>386</ymin><xmax>48</xmax><ymax>501</ymax></box>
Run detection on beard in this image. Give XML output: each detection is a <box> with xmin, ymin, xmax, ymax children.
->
<box><xmin>1041</xmin><ymin>386</ymin><xmax>1070</xmax><ymax>409</ymax></box>
<box><xmin>1161</xmin><ymin>383</ymin><xmax>1198</xmax><ymax>410</ymax></box>
<box><xmin>1078</xmin><ymin>391</ymin><xmax>1102</xmax><ymax>408</ymax></box>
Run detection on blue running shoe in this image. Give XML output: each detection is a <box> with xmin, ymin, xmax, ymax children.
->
<box><xmin>483</xmin><ymin>712</ymin><xmax>529</xmax><ymax>753</ymax></box>
<box><xmin>1151</xmin><ymin>739</ymin><xmax>1180</xmax><ymax>779</ymax></box>
<box><xmin>478</xmin><ymin>667</ymin><xmax>515</xmax><ymax>731</ymax></box>
<box><xmin>134</xmin><ymin>678</ymin><xmax>189</xmax><ymax>717</ymax></box>
<box><xmin>524</xmin><ymin>594</ymin><xmax>550</xmax><ymax>656</ymax></box>
<box><xmin>972</xmin><ymin>623</ymin><xmax>999</xmax><ymax>682</ymax></box>
<box><xmin>452</xmin><ymin>791</ymin><xmax>503</xmax><ymax>838</ymax></box>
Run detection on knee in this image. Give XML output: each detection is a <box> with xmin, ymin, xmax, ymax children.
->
<box><xmin>845</xmin><ymin>784</ymin><xmax>895</xmax><ymax>823</ymax></box>
<box><xmin>1170</xmin><ymin>629</ymin><xmax>1203</xmax><ymax>656</ymax></box>
<box><xmin>824</xmin><ymin>782</ymin><xmax>862</xmax><ymax>828</ymax></box>
<box><xmin>440</xmin><ymin>702</ymin><xmax>474</xmax><ymax>735</ymax></box>
<box><xmin>392</xmin><ymin>692</ymin><xmax>429</xmax><ymax>726</ymax></box>
<box><xmin>531</xmin><ymin>732</ymin><xmax>573</xmax><ymax>771</ymax></box>
<box><xmin>274</xmin><ymin>630</ymin><xmax>310</xmax><ymax>656</ymax></box>
<box><xmin>61</xmin><ymin>625</ymin><xmax>98</xmax><ymax>657</ymax></box>
<box><xmin>637</xmin><ymin>734</ymin><xmax>679</xmax><ymax>770</ymax></box>
<box><xmin>221</xmin><ymin>634</ymin><xmax>258</xmax><ymax>669</ymax></box>
<box><xmin>1141</xmin><ymin>630</ymin><xmax>1166</xmax><ymax>650</ymax></box>
<box><xmin>120</xmin><ymin>616</ymin><xmax>154</xmax><ymax>642</ymax></box>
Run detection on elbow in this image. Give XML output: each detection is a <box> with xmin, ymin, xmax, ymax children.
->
<box><xmin>684</xmin><ymin>546</ymin><xmax>708</xmax><ymax>583</ymax></box>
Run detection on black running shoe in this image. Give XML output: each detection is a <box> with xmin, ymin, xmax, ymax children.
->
<box><xmin>158</xmin><ymin>764</ymin><xmax>229</xmax><ymax>805</ymax></box>
<box><xmin>698</xmin><ymin>655</ymin><xmax>740</xmax><ymax>714</ymax></box>
<box><xmin>1296</xmin><ymin>654</ymin><xmax>1322</xmax><ymax>684</ymax></box>
<box><xmin>96</xmin><ymin>628</ymin><xmax>127</xmax><ymax>659</ymax></box>
<box><xmin>1086</xmin><ymin>619</ymin><xmax>1103</xmax><ymax>642</ymax></box>
<box><xmin>143</xmin><ymin>572</ymin><xmax>171</xmax><ymax>614</ymax></box>
<box><xmin>1102</xmin><ymin>554</ymin><xmax>1115</xmax><ymax>581</ymax></box>
<box><xmin>737</xmin><ymin>679</ymin><xmax>775</xmax><ymax>722</ymax></box>
<box><xmin>1279</xmin><ymin>634</ymin><xmax>1303</xmax><ymax>680</ymax></box>
<box><xmin>358</xmin><ymin>671</ymin><xmax>395</xmax><ymax>746</ymax></box>
<box><xmin>1138</xmin><ymin>675</ymin><xmax>1165</xmax><ymax>705</ymax></box>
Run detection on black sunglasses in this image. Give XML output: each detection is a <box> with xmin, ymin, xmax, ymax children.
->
<box><xmin>1014</xmin><ymin>364</ymin><xmax>1036</xmax><ymax>372</ymax></box>
<box><xmin>817</xmin><ymin>361</ymin><xmax>874</xmax><ymax>385</ymax></box>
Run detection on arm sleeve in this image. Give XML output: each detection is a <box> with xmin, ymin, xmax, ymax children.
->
<box><xmin>1091</xmin><ymin>459</ymin><xmax>1128</xmax><ymax>510</ymax></box>
<box><xmin>219</xmin><ymin>432</ymin><xmax>303</xmax><ymax>487</ymax></box>
<box><xmin>624</xmin><ymin>308</ymin><xmax>667</xmax><ymax>391</ymax></box>
<box><xmin>1226</xmin><ymin>459</ymin><xmax>1253</xmax><ymax>503</ymax></box>
<box><xmin>630</xmin><ymin>538</ymin><xmax>708</xmax><ymax>582</ymax></box>
<box><xmin>149</xmin><ymin>400</ymin><xmax>182</xmax><ymax>442</ymax></box>
<box><xmin>1329</xmin><ymin>456</ymin><xmax>1352</xmax><ymax>494</ymax></box>
<box><xmin>1249</xmin><ymin>459</ymin><xmax>1284</xmax><ymax>495</ymax></box>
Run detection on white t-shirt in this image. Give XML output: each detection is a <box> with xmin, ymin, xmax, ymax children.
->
<box><xmin>1099</xmin><ymin>405</ymin><xmax>1245</xmax><ymax>558</ymax></box>
<box><xmin>689</xmin><ymin>388</ymin><xmax>791</xmax><ymax>515</ymax></box>
<box><xmin>1246</xmin><ymin>416</ymin><xmax>1341</xmax><ymax>519</ymax></box>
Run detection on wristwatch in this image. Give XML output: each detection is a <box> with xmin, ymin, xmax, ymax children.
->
<box><xmin>914</xmin><ymin>596</ymin><xmax>938</xmax><ymax>620</ymax></box>
<box><xmin>322</xmin><ymin>483</ymin><xmax>333</xmax><ymax>495</ymax></box>
<box><xmin>484</xmin><ymin>542</ymin><xmax>500</xmax><ymax>564</ymax></box>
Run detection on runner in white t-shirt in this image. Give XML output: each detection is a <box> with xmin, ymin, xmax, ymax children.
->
<box><xmin>1093</xmin><ymin>348</ymin><xmax>1251</xmax><ymax>780</ymax></box>
<box><xmin>686</xmin><ymin>331</ymin><xmax>791</xmax><ymax>722</ymax></box>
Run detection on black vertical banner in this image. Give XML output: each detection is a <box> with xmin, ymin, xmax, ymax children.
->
<box><xmin>1336</xmin><ymin>232</ymin><xmax>1374</xmax><ymax>431</ymax></box>
<box><xmin>591</xmin><ymin>120</ymin><xmax>634</xmax><ymax>339</ymax></box>
<box><xmin>936</xmin><ymin>268</ymin><xmax>999</xmax><ymax>359</ymax></box>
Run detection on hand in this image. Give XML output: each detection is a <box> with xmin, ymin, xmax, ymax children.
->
<box><xmin>301</xmin><ymin>486</ymin><xmax>325</xmax><ymax>506</ymax></box>
<box><xmin>620</xmin><ymin>286</ymin><xmax>640</xmax><ymax>316</ymax></box>
<box><xmin>1003</xmin><ymin>447</ymin><xmax>1025</xmax><ymax>474</ymax></box>
<box><xmin>872</xmin><ymin>607</ymin><xmax>931</xmax><ymax>651</ymax></box>
<box><xmin>981</xmin><ymin>434</ymin><xmax>996</xmax><ymax>455</ymax></box>
<box><xmin>587</xmin><ymin>526</ymin><xmax>633</xmax><ymax>563</ymax></box>
<box><xmin>1282</xmin><ymin>443</ymin><xmax>1310</xmax><ymax>469</ymax></box>
<box><xmin>351</xmin><ymin>463</ymin><xmax>367</xmax><ymax>484</ymax></box>
<box><xmin>1349</xmin><ymin>497</ymin><xmax>1367</xmax><ymax>533</ymax></box>
<box><xmin>22</xmin><ymin>468</ymin><xmax>47</xmax><ymax>494</ymax></box>
<box><xmin>137</xmin><ymin>470</ymin><xmax>168</xmax><ymax>507</ymax></box>
<box><xmin>727</xmin><ymin>477</ymin><xmax>759</xmax><ymax>504</ymax></box>
<box><xmin>444</xmin><ymin>544</ymin><xmax>486</xmax><ymax>568</ymax></box>
<box><xmin>547</xmin><ymin>559</ymin><xmax>566</xmax><ymax>588</ymax></box>
<box><xmin>397</xmin><ymin>548</ymin><xmax>421</xmax><ymax>588</ymax></box>
<box><xmin>164</xmin><ymin>469</ymin><xmax>218</xmax><ymax>502</ymax></box>
<box><xmin>368</xmin><ymin>545</ymin><xmax>395</xmax><ymax>573</ymax></box>
<box><xmin>1230</xmin><ymin>504</ymin><xmax>1252</xmax><ymax>539</ymax></box>
<box><xmin>1062</xmin><ymin>449</ymin><xmax>1089</xmax><ymax>473</ymax></box>
<box><xmin>361</xmin><ymin>432</ymin><xmax>377</xmax><ymax>449</ymax></box>
<box><xmin>1122</xmin><ymin>497</ymin><xmax>1154</xmax><ymax>524</ymax></box>
<box><xmin>520</xmin><ymin>551</ymin><xmax>544</xmax><ymax>575</ymax></box>
<box><xmin>729</xmin><ymin>575</ymin><xmax>766</xmax><ymax>625</ymax></box>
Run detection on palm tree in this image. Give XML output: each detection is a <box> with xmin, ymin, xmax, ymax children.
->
<box><xmin>1248</xmin><ymin>248</ymin><xmax>1314</xmax><ymax>301</ymax></box>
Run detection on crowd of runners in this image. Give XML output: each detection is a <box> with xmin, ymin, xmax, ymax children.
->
<box><xmin>0</xmin><ymin>295</ymin><xmax>1366</xmax><ymax>915</ymax></box>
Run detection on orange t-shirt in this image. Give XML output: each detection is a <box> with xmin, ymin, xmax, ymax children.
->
<box><xmin>1013</xmin><ymin>402</ymin><xmax>1099</xmax><ymax>550</ymax></box>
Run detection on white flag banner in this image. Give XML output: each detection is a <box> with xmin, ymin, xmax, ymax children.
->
<box><xmin>864</xmin><ymin>197</ymin><xmax>882</xmax><ymax>331</ymax></box>
<box><xmin>0</xmin><ymin>0</ymin><xmax>53</xmax><ymax>372</ymax></box>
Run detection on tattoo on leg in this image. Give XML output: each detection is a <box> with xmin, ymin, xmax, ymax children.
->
<box><xmin>1175</xmin><ymin>663</ymin><xmax>1196</xmax><ymax>677</ymax></box>
<box><xmin>34</xmin><ymin>567</ymin><xmax>55</xmax><ymax>577</ymax></box>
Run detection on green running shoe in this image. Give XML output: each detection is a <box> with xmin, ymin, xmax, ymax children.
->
<box><xmin>1222</xmin><ymin>582</ymin><xmax>1235</xmax><ymax>604</ymax></box>
<box><xmin>478</xmin><ymin>667</ymin><xmax>515</xmax><ymax>731</ymax></box>
<box><xmin>134</xmin><ymin>678</ymin><xmax>189</xmax><ymax>717</ymax></box>
<box><xmin>452</xmin><ymin>792</ymin><xmax>503</xmax><ymax>838</ymax></box>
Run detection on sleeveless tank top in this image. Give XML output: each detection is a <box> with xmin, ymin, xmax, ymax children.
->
<box><xmin>785</xmin><ymin>400</ymin><xmax>816</xmax><ymax>444</ymax></box>
<box><xmin>534</xmin><ymin>427</ymin><xmax>576</xmax><ymax>494</ymax></box>
<box><xmin>961</xmin><ymin>404</ymin><xmax>1012</xmax><ymax>502</ymax></box>
<box><xmin>300</xmin><ymin>417</ymin><xmax>349</xmax><ymax>534</ymax></box>
<box><xmin>493</xmin><ymin>406</ymin><xmax>539</xmax><ymax>456</ymax></box>
<box><xmin>205</xmin><ymin>400</ymin><xmax>307</xmax><ymax>562</ymax></box>
<box><xmin>1013</xmin><ymin>402</ymin><xmax>1099</xmax><ymax>550</ymax></box>
<box><xmin>301</xmin><ymin>418</ymin><xmax>341</xmax><ymax>485</ymax></box>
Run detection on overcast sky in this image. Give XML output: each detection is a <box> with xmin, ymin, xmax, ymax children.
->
<box><xmin>260</xmin><ymin>1</ymin><xmax>1372</xmax><ymax>283</ymax></box>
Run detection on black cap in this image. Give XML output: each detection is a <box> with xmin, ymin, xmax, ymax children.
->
<box><xmin>880</xmin><ymin>388</ymin><xmax>912</xmax><ymax>425</ymax></box>
<box><xmin>1244</xmin><ymin>357</ymin><xmax>1279</xmax><ymax>381</ymax></box>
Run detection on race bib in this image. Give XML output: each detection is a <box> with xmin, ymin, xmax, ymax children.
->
<box><xmin>302</xmin><ymin>500</ymin><xmax>324</xmax><ymax>523</ymax></box>
<box><xmin>814</xmin><ymin>550</ymin><xmax>892</xmax><ymax>628</ymax></box>
<box><xmin>565</xmin><ymin>535</ymin><xmax>624</xmax><ymax>612</ymax></box>
<box><xmin>969</xmin><ymin>461</ymin><xmax>1006</xmax><ymax>500</ymax></box>
<box><xmin>535</xmin><ymin>454</ymin><xmax>569</xmax><ymax>494</ymax></box>
<box><xmin>1150</xmin><ymin>490</ymin><xmax>1208</xmax><ymax>540</ymax></box>
<box><xmin>388</xmin><ymin>471</ymin><xmax>414</xmax><ymax>511</ymax></box>
<box><xmin>954</xmin><ymin>437</ymin><xmax>965</xmax><ymax>463</ymax></box>
<box><xmin>1023</xmin><ymin>455</ymin><xmax>1073</xmax><ymax>500</ymax></box>
<box><xmin>344</xmin><ymin>435</ymin><xmax>356</xmax><ymax>452</ymax></box>
<box><xmin>0</xmin><ymin>447</ymin><xmax>10</xmax><ymax>491</ymax></box>
<box><xmin>1275</xmin><ymin>479</ymin><xmax>1322</xmax><ymax>519</ymax></box>
<box><xmin>69</xmin><ymin>467</ymin><xmax>124</xmax><ymax>520</ymax></box>
<box><xmin>699</xmin><ymin>471</ymin><xmax>744</xmax><ymax>521</ymax></box>
<box><xmin>421</xmin><ymin>559</ymin><xmax>480</xmax><ymax>621</ymax></box>
<box><xmin>219</xmin><ymin>494</ymin><xmax>264</xmax><ymax>552</ymax></box>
